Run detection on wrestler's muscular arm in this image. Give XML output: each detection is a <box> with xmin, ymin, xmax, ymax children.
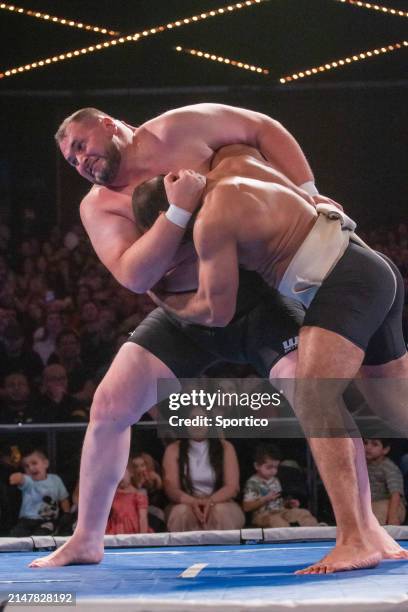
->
<box><xmin>164</xmin><ymin>103</ymin><xmax>314</xmax><ymax>187</ymax></box>
<box><xmin>80</xmin><ymin>172</ymin><xmax>203</xmax><ymax>293</ymax></box>
<box><xmin>153</xmin><ymin>186</ymin><xmax>239</xmax><ymax>327</ymax></box>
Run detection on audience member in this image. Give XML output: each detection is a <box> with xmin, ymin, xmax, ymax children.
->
<box><xmin>163</xmin><ymin>410</ymin><xmax>245</xmax><ymax>531</ymax></box>
<box><xmin>131</xmin><ymin>452</ymin><xmax>165</xmax><ymax>531</ymax></box>
<box><xmin>243</xmin><ymin>444</ymin><xmax>318</xmax><ymax>527</ymax></box>
<box><xmin>48</xmin><ymin>329</ymin><xmax>95</xmax><ymax>404</ymax></box>
<box><xmin>106</xmin><ymin>463</ymin><xmax>150</xmax><ymax>535</ymax></box>
<box><xmin>0</xmin><ymin>321</ymin><xmax>43</xmax><ymax>386</ymax></box>
<box><xmin>0</xmin><ymin>372</ymin><xmax>35</xmax><ymax>424</ymax></box>
<box><xmin>33</xmin><ymin>364</ymin><xmax>88</xmax><ymax>423</ymax></box>
<box><xmin>9</xmin><ymin>448</ymin><xmax>70</xmax><ymax>536</ymax></box>
<box><xmin>0</xmin><ymin>445</ymin><xmax>21</xmax><ymax>533</ymax></box>
<box><xmin>364</xmin><ymin>438</ymin><xmax>406</xmax><ymax>525</ymax></box>
<box><xmin>33</xmin><ymin>310</ymin><xmax>63</xmax><ymax>365</ymax></box>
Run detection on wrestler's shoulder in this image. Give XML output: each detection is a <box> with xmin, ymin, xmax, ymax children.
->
<box><xmin>142</xmin><ymin>103</ymin><xmax>234</xmax><ymax>133</ymax></box>
<box><xmin>204</xmin><ymin>178</ymin><xmax>244</xmax><ymax>209</ymax></box>
<box><xmin>80</xmin><ymin>185</ymin><xmax>130</xmax><ymax>215</ymax></box>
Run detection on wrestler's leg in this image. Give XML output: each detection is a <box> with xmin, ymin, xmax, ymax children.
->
<box><xmin>286</xmin><ymin>327</ymin><xmax>380</xmax><ymax>573</ymax></box>
<box><xmin>356</xmin><ymin>353</ymin><xmax>408</xmax><ymax>559</ymax></box>
<box><xmin>29</xmin><ymin>343</ymin><xmax>177</xmax><ymax>568</ymax></box>
<box><xmin>270</xmin><ymin>351</ymin><xmax>404</xmax><ymax>566</ymax></box>
<box><xmin>358</xmin><ymin>353</ymin><xmax>408</xmax><ymax>434</ymax></box>
<box><xmin>356</xmin><ymin>252</ymin><xmax>408</xmax><ymax>433</ymax></box>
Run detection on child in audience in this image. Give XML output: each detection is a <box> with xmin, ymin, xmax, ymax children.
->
<box><xmin>9</xmin><ymin>448</ymin><xmax>70</xmax><ymax>536</ymax></box>
<box><xmin>106</xmin><ymin>463</ymin><xmax>149</xmax><ymax>534</ymax></box>
<box><xmin>364</xmin><ymin>438</ymin><xmax>406</xmax><ymax>525</ymax></box>
<box><xmin>131</xmin><ymin>452</ymin><xmax>164</xmax><ymax>531</ymax></box>
<box><xmin>132</xmin><ymin>452</ymin><xmax>162</xmax><ymax>491</ymax></box>
<box><xmin>243</xmin><ymin>444</ymin><xmax>318</xmax><ymax>528</ymax></box>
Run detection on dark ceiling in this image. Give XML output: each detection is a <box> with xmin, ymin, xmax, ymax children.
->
<box><xmin>1</xmin><ymin>0</ymin><xmax>407</xmax><ymax>91</ymax></box>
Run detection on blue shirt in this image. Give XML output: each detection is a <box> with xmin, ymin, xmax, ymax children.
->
<box><xmin>18</xmin><ymin>474</ymin><xmax>69</xmax><ymax>520</ymax></box>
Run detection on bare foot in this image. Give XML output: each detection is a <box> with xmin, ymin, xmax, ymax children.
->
<box><xmin>295</xmin><ymin>543</ymin><xmax>381</xmax><ymax>574</ymax></box>
<box><xmin>29</xmin><ymin>535</ymin><xmax>104</xmax><ymax>568</ymax></box>
<box><xmin>366</xmin><ymin>526</ymin><xmax>408</xmax><ymax>560</ymax></box>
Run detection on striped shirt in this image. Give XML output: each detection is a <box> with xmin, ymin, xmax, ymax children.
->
<box><xmin>367</xmin><ymin>457</ymin><xmax>405</xmax><ymax>503</ymax></box>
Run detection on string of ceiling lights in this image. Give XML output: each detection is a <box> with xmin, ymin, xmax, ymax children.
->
<box><xmin>279</xmin><ymin>40</ymin><xmax>408</xmax><ymax>83</ymax></box>
<box><xmin>0</xmin><ymin>2</ymin><xmax>119</xmax><ymax>35</ymax></box>
<box><xmin>333</xmin><ymin>0</ymin><xmax>408</xmax><ymax>19</ymax></box>
<box><xmin>0</xmin><ymin>0</ymin><xmax>265</xmax><ymax>79</ymax></box>
<box><xmin>172</xmin><ymin>1</ymin><xmax>407</xmax><ymax>83</ymax></box>
<box><xmin>0</xmin><ymin>0</ymin><xmax>406</xmax><ymax>82</ymax></box>
<box><xmin>175</xmin><ymin>46</ymin><xmax>269</xmax><ymax>74</ymax></box>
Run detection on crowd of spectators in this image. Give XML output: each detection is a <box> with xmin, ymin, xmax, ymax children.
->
<box><xmin>0</xmin><ymin>209</ymin><xmax>407</xmax><ymax>536</ymax></box>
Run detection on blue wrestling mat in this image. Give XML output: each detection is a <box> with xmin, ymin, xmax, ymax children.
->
<box><xmin>1</xmin><ymin>532</ymin><xmax>408</xmax><ymax>611</ymax></box>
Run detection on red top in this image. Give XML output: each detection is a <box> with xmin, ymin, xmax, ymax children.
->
<box><xmin>106</xmin><ymin>489</ymin><xmax>150</xmax><ymax>534</ymax></box>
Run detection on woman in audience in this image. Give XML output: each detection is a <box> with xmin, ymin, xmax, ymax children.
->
<box><xmin>162</xmin><ymin>409</ymin><xmax>245</xmax><ymax>532</ymax></box>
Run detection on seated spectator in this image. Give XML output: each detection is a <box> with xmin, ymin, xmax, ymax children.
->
<box><xmin>54</xmin><ymin>478</ymin><xmax>80</xmax><ymax>536</ymax></box>
<box><xmin>15</xmin><ymin>257</ymin><xmax>36</xmax><ymax>296</ymax></box>
<box><xmin>33</xmin><ymin>364</ymin><xmax>88</xmax><ymax>423</ymax></box>
<box><xmin>33</xmin><ymin>310</ymin><xmax>63</xmax><ymax>365</ymax></box>
<box><xmin>131</xmin><ymin>452</ymin><xmax>165</xmax><ymax>532</ymax></box>
<box><xmin>47</xmin><ymin>329</ymin><xmax>95</xmax><ymax>405</ymax></box>
<box><xmin>80</xmin><ymin>300</ymin><xmax>117</xmax><ymax>375</ymax></box>
<box><xmin>9</xmin><ymin>448</ymin><xmax>70</xmax><ymax>536</ymax></box>
<box><xmin>0</xmin><ymin>445</ymin><xmax>22</xmax><ymax>534</ymax></box>
<box><xmin>400</xmin><ymin>452</ymin><xmax>408</xmax><ymax>502</ymax></box>
<box><xmin>243</xmin><ymin>444</ymin><xmax>318</xmax><ymax>528</ymax></box>
<box><xmin>162</xmin><ymin>411</ymin><xmax>245</xmax><ymax>532</ymax></box>
<box><xmin>364</xmin><ymin>438</ymin><xmax>406</xmax><ymax>525</ymax></box>
<box><xmin>0</xmin><ymin>372</ymin><xmax>35</xmax><ymax>424</ymax></box>
<box><xmin>106</xmin><ymin>463</ymin><xmax>150</xmax><ymax>535</ymax></box>
<box><xmin>0</xmin><ymin>255</ymin><xmax>16</xmax><ymax>308</ymax></box>
<box><xmin>0</xmin><ymin>321</ymin><xmax>43</xmax><ymax>387</ymax></box>
<box><xmin>21</xmin><ymin>298</ymin><xmax>46</xmax><ymax>342</ymax></box>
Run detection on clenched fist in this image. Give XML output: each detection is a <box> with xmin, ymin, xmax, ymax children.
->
<box><xmin>164</xmin><ymin>169</ymin><xmax>206</xmax><ymax>214</ymax></box>
<box><xmin>9</xmin><ymin>472</ymin><xmax>25</xmax><ymax>486</ymax></box>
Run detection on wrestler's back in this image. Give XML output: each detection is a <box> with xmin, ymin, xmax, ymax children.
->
<box><xmin>206</xmin><ymin>148</ymin><xmax>317</xmax><ymax>287</ymax></box>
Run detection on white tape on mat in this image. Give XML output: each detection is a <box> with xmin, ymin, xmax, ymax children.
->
<box><xmin>180</xmin><ymin>563</ymin><xmax>208</xmax><ymax>578</ymax></box>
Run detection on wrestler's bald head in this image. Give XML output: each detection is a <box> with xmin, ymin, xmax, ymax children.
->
<box><xmin>54</xmin><ymin>107</ymin><xmax>109</xmax><ymax>144</ymax></box>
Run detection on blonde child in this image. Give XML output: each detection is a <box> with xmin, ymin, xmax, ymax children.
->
<box><xmin>106</xmin><ymin>464</ymin><xmax>149</xmax><ymax>534</ymax></box>
<box><xmin>131</xmin><ymin>452</ymin><xmax>164</xmax><ymax>531</ymax></box>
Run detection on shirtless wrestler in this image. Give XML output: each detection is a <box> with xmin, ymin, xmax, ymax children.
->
<box><xmin>129</xmin><ymin>146</ymin><xmax>408</xmax><ymax>574</ymax></box>
<box><xmin>29</xmin><ymin>104</ymin><xmax>316</xmax><ymax>568</ymax></box>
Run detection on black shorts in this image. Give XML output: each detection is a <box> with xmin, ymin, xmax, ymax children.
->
<box><xmin>304</xmin><ymin>241</ymin><xmax>407</xmax><ymax>366</ymax></box>
<box><xmin>128</xmin><ymin>270</ymin><xmax>305</xmax><ymax>378</ymax></box>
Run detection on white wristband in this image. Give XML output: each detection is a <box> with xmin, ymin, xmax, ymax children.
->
<box><xmin>165</xmin><ymin>204</ymin><xmax>192</xmax><ymax>229</ymax></box>
<box><xmin>299</xmin><ymin>181</ymin><xmax>319</xmax><ymax>196</ymax></box>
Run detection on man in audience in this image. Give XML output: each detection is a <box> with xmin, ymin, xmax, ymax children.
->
<box><xmin>48</xmin><ymin>329</ymin><xmax>95</xmax><ymax>405</ymax></box>
<box><xmin>0</xmin><ymin>322</ymin><xmax>43</xmax><ymax>387</ymax></box>
<box><xmin>0</xmin><ymin>372</ymin><xmax>35</xmax><ymax>424</ymax></box>
<box><xmin>34</xmin><ymin>364</ymin><xmax>88</xmax><ymax>423</ymax></box>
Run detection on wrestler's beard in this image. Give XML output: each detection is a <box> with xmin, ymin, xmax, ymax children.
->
<box><xmin>92</xmin><ymin>144</ymin><xmax>121</xmax><ymax>186</ymax></box>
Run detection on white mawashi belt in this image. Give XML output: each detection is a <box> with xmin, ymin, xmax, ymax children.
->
<box><xmin>278</xmin><ymin>205</ymin><xmax>356</xmax><ymax>308</ymax></box>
